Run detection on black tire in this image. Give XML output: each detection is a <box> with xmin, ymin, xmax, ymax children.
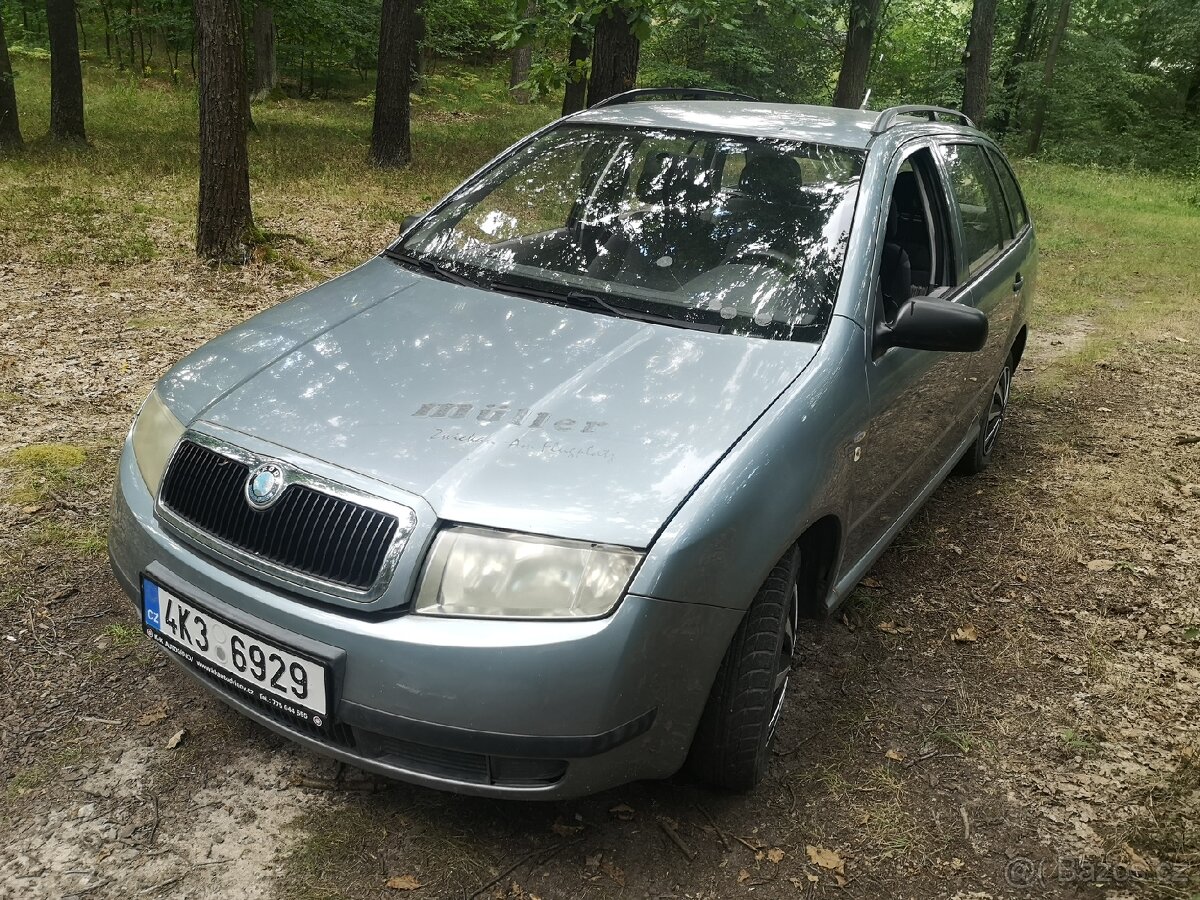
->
<box><xmin>955</xmin><ymin>351</ymin><xmax>1014</xmax><ymax>476</ymax></box>
<box><xmin>686</xmin><ymin>547</ymin><xmax>801</xmax><ymax>791</ymax></box>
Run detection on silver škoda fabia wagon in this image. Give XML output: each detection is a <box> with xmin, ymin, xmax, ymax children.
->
<box><xmin>109</xmin><ymin>91</ymin><xmax>1035</xmax><ymax>798</ymax></box>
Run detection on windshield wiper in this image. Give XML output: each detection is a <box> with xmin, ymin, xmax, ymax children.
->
<box><xmin>385</xmin><ymin>249</ymin><xmax>485</xmax><ymax>290</ymax></box>
<box><xmin>490</xmin><ymin>280</ymin><xmax>723</xmax><ymax>333</ymax></box>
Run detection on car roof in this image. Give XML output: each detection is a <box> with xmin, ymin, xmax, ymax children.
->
<box><xmin>569</xmin><ymin>100</ymin><xmax>985</xmax><ymax>151</ymax></box>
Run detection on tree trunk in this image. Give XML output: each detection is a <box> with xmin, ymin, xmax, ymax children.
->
<box><xmin>994</xmin><ymin>0</ymin><xmax>1037</xmax><ymax>137</ymax></box>
<box><xmin>684</xmin><ymin>16</ymin><xmax>706</xmax><ymax>71</ymax></box>
<box><xmin>1185</xmin><ymin>57</ymin><xmax>1200</xmax><ymax>118</ymax></box>
<box><xmin>1026</xmin><ymin>0</ymin><xmax>1070</xmax><ymax>155</ymax></box>
<box><xmin>137</xmin><ymin>2</ymin><xmax>147</xmax><ymax>71</ymax></box>
<box><xmin>561</xmin><ymin>23</ymin><xmax>590</xmax><ymax>115</ymax></box>
<box><xmin>100</xmin><ymin>0</ymin><xmax>112</xmax><ymax>59</ymax></box>
<box><xmin>587</xmin><ymin>5</ymin><xmax>640</xmax><ymax>107</ymax></box>
<box><xmin>0</xmin><ymin>12</ymin><xmax>22</xmax><ymax>150</ymax></box>
<box><xmin>508</xmin><ymin>0</ymin><xmax>535</xmax><ymax>104</ymax></box>
<box><xmin>371</xmin><ymin>0</ymin><xmax>420</xmax><ymax>168</ymax></box>
<box><xmin>832</xmin><ymin>0</ymin><xmax>883</xmax><ymax>108</ymax></box>
<box><xmin>47</xmin><ymin>0</ymin><xmax>86</xmax><ymax>142</ymax></box>
<box><xmin>251</xmin><ymin>3</ymin><xmax>276</xmax><ymax>99</ymax></box>
<box><xmin>509</xmin><ymin>45</ymin><xmax>532</xmax><ymax>103</ymax></box>
<box><xmin>195</xmin><ymin>0</ymin><xmax>255</xmax><ymax>261</ymax></box>
<box><xmin>961</xmin><ymin>0</ymin><xmax>998</xmax><ymax>124</ymax></box>
<box><xmin>412</xmin><ymin>8</ymin><xmax>426</xmax><ymax>84</ymax></box>
<box><xmin>126</xmin><ymin>1</ymin><xmax>134</xmax><ymax>70</ymax></box>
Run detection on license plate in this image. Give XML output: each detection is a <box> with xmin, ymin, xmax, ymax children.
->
<box><xmin>142</xmin><ymin>578</ymin><xmax>330</xmax><ymax>728</ymax></box>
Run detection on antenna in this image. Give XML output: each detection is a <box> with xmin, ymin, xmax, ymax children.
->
<box><xmin>861</xmin><ymin>51</ymin><xmax>883</xmax><ymax>110</ymax></box>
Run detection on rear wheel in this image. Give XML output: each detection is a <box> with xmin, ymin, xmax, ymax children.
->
<box><xmin>956</xmin><ymin>352</ymin><xmax>1014</xmax><ymax>475</ymax></box>
<box><xmin>686</xmin><ymin>547</ymin><xmax>801</xmax><ymax>791</ymax></box>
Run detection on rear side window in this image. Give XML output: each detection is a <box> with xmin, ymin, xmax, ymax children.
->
<box><xmin>941</xmin><ymin>143</ymin><xmax>1009</xmax><ymax>275</ymax></box>
<box><xmin>987</xmin><ymin>149</ymin><xmax>1030</xmax><ymax>235</ymax></box>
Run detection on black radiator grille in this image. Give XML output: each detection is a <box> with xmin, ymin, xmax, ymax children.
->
<box><xmin>160</xmin><ymin>440</ymin><xmax>399</xmax><ymax>591</ymax></box>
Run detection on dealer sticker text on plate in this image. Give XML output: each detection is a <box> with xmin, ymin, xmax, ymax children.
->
<box><xmin>143</xmin><ymin>579</ymin><xmax>328</xmax><ymax>726</ymax></box>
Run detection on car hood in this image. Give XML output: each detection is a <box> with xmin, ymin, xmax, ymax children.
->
<box><xmin>167</xmin><ymin>259</ymin><xmax>818</xmax><ymax>547</ymax></box>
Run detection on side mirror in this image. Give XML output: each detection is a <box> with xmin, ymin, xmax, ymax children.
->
<box><xmin>399</xmin><ymin>214</ymin><xmax>421</xmax><ymax>236</ymax></box>
<box><xmin>876</xmin><ymin>297</ymin><xmax>988</xmax><ymax>355</ymax></box>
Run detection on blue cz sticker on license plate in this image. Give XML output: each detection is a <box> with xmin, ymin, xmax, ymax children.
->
<box><xmin>142</xmin><ymin>578</ymin><xmax>330</xmax><ymax>728</ymax></box>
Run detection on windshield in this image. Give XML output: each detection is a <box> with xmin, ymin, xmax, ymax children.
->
<box><xmin>397</xmin><ymin>124</ymin><xmax>864</xmax><ymax>341</ymax></box>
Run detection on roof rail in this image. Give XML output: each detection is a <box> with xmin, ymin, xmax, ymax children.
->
<box><xmin>870</xmin><ymin>105</ymin><xmax>975</xmax><ymax>134</ymax></box>
<box><xmin>590</xmin><ymin>87</ymin><xmax>758</xmax><ymax>109</ymax></box>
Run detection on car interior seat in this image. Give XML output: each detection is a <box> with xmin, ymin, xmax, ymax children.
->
<box><xmin>879</xmin><ymin>201</ymin><xmax>912</xmax><ymax>322</ymax></box>
<box><xmin>891</xmin><ymin>170</ymin><xmax>933</xmax><ymax>290</ymax></box>
<box><xmin>714</xmin><ymin>151</ymin><xmax>811</xmax><ymax>264</ymax></box>
<box><xmin>587</xmin><ymin>152</ymin><xmax>719</xmax><ymax>289</ymax></box>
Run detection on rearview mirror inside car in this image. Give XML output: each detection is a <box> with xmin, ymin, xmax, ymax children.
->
<box><xmin>876</xmin><ymin>298</ymin><xmax>989</xmax><ymax>355</ymax></box>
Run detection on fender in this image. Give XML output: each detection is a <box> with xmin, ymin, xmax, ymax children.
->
<box><xmin>629</xmin><ymin>315</ymin><xmax>868</xmax><ymax>610</ymax></box>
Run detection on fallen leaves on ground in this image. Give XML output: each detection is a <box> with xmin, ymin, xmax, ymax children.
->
<box><xmin>385</xmin><ymin>874</ymin><xmax>422</xmax><ymax>891</ymax></box>
<box><xmin>806</xmin><ymin>844</ymin><xmax>845</xmax><ymax>875</ymax></box>
<box><xmin>165</xmin><ymin>728</ymin><xmax>186</xmax><ymax>749</ymax></box>
<box><xmin>878</xmin><ymin>620</ymin><xmax>913</xmax><ymax>635</ymax></box>
<box><xmin>600</xmin><ymin>860</ymin><xmax>625</xmax><ymax>886</ymax></box>
<box><xmin>951</xmin><ymin>624</ymin><xmax>979</xmax><ymax>643</ymax></box>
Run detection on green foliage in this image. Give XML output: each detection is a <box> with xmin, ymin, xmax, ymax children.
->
<box><xmin>424</xmin><ymin>0</ymin><xmax>512</xmax><ymax>60</ymax></box>
<box><xmin>641</xmin><ymin>0</ymin><xmax>841</xmax><ymax>101</ymax></box>
<box><xmin>1028</xmin><ymin>0</ymin><xmax>1200</xmax><ymax>172</ymax></box>
<box><xmin>4</xmin><ymin>0</ymin><xmax>1200</xmax><ymax>172</ymax></box>
<box><xmin>7</xmin><ymin>44</ymin><xmax>51</xmax><ymax>62</ymax></box>
<box><xmin>275</xmin><ymin>0</ymin><xmax>380</xmax><ymax>95</ymax></box>
<box><xmin>868</xmin><ymin>0</ymin><xmax>967</xmax><ymax>108</ymax></box>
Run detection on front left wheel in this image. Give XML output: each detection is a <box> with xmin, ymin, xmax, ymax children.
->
<box><xmin>685</xmin><ymin>547</ymin><xmax>801</xmax><ymax>791</ymax></box>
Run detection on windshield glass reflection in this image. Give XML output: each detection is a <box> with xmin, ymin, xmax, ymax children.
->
<box><xmin>399</xmin><ymin>124</ymin><xmax>864</xmax><ymax>342</ymax></box>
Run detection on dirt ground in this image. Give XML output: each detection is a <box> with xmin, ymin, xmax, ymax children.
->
<box><xmin>1</xmin><ymin>246</ymin><xmax>1198</xmax><ymax>900</ymax></box>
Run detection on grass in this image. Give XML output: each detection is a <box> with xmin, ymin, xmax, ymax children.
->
<box><xmin>2</xmin><ymin>742</ymin><xmax>84</xmax><ymax>802</ymax></box>
<box><xmin>1057</xmin><ymin>727</ymin><xmax>1101</xmax><ymax>758</ymax></box>
<box><xmin>928</xmin><ymin>726</ymin><xmax>975</xmax><ymax>755</ymax></box>
<box><xmin>29</xmin><ymin>521</ymin><xmax>107</xmax><ymax>557</ymax></box>
<box><xmin>3</xmin><ymin>52</ymin><xmax>1198</xmax><ymax>345</ymax></box>
<box><xmin>101</xmin><ymin>622</ymin><xmax>142</xmax><ymax>648</ymax></box>
<box><xmin>1014</xmin><ymin>159</ymin><xmax>1200</xmax><ymax>383</ymax></box>
<box><xmin>1</xmin><ymin>56</ymin><xmax>555</xmax><ymax>272</ymax></box>
<box><xmin>283</xmin><ymin>804</ymin><xmax>393</xmax><ymax>900</ymax></box>
<box><xmin>0</xmin><ymin>443</ymin><xmax>87</xmax><ymax>505</ymax></box>
<box><xmin>3</xmin><ymin>52</ymin><xmax>1200</xmax><ymax>899</ymax></box>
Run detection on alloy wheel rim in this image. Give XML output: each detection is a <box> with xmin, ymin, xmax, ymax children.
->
<box><xmin>768</xmin><ymin>583</ymin><xmax>801</xmax><ymax>740</ymax></box>
<box><xmin>983</xmin><ymin>365</ymin><xmax>1012</xmax><ymax>454</ymax></box>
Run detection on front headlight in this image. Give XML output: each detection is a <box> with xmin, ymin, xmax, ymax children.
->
<box><xmin>415</xmin><ymin>526</ymin><xmax>642</xmax><ymax>619</ymax></box>
<box><xmin>131</xmin><ymin>388</ymin><xmax>185</xmax><ymax>497</ymax></box>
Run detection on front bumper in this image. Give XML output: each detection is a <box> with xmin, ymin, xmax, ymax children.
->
<box><xmin>109</xmin><ymin>441</ymin><xmax>743</xmax><ymax>798</ymax></box>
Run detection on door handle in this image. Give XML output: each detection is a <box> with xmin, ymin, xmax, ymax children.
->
<box><xmin>1012</xmin><ymin>273</ymin><xmax>1024</xmax><ymax>293</ymax></box>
